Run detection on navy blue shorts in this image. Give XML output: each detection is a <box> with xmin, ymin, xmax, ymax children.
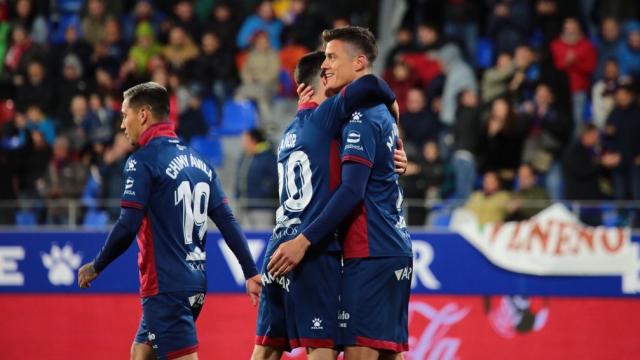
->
<box><xmin>339</xmin><ymin>257</ymin><xmax>412</xmax><ymax>352</ymax></box>
<box><xmin>134</xmin><ymin>291</ymin><xmax>205</xmax><ymax>360</ymax></box>
<box><xmin>256</xmin><ymin>250</ymin><xmax>341</xmax><ymax>351</ymax></box>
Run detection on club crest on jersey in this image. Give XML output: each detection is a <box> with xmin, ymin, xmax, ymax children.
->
<box><xmin>126</xmin><ymin>159</ymin><xmax>137</xmax><ymax>172</ymax></box>
<box><xmin>347</xmin><ymin>131</ymin><xmax>361</xmax><ymax>144</ymax></box>
<box><xmin>350</xmin><ymin>111</ymin><xmax>363</xmax><ymax>123</ymax></box>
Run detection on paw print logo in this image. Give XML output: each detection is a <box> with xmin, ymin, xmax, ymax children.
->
<box><xmin>351</xmin><ymin>112</ymin><xmax>363</xmax><ymax>122</ymax></box>
<box><xmin>41</xmin><ymin>244</ymin><xmax>82</xmax><ymax>286</ymax></box>
<box><xmin>311</xmin><ymin>318</ymin><xmax>324</xmax><ymax>330</ymax></box>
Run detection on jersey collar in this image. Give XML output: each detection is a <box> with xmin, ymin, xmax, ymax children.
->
<box><xmin>297</xmin><ymin>101</ymin><xmax>319</xmax><ymax>111</ymax></box>
<box><xmin>138</xmin><ymin>122</ymin><xmax>177</xmax><ymax>147</ymax></box>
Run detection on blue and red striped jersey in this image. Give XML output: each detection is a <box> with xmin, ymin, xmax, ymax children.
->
<box><xmin>121</xmin><ymin>122</ymin><xmax>227</xmax><ymax>296</ymax></box>
<box><xmin>339</xmin><ymin>105</ymin><xmax>413</xmax><ymax>258</ymax></box>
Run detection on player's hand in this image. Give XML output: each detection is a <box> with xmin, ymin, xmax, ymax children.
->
<box><xmin>297</xmin><ymin>83</ymin><xmax>314</xmax><ymax>105</ymax></box>
<box><xmin>78</xmin><ymin>262</ymin><xmax>99</xmax><ymax>288</ymax></box>
<box><xmin>394</xmin><ymin>138</ymin><xmax>408</xmax><ymax>175</ymax></box>
<box><xmin>267</xmin><ymin>234</ymin><xmax>311</xmax><ymax>277</ymax></box>
<box><xmin>245</xmin><ymin>274</ymin><xmax>262</xmax><ymax>307</ymax></box>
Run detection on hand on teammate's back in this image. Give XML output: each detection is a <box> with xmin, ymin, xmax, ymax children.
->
<box><xmin>394</xmin><ymin>138</ymin><xmax>408</xmax><ymax>175</ymax></box>
<box><xmin>267</xmin><ymin>234</ymin><xmax>311</xmax><ymax>276</ymax></box>
<box><xmin>246</xmin><ymin>274</ymin><xmax>262</xmax><ymax>306</ymax></box>
<box><xmin>78</xmin><ymin>262</ymin><xmax>99</xmax><ymax>288</ymax></box>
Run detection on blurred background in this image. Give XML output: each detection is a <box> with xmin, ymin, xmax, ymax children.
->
<box><xmin>1</xmin><ymin>0</ymin><xmax>640</xmax><ymax>359</ymax></box>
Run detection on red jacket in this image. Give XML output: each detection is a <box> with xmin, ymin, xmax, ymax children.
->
<box><xmin>550</xmin><ymin>37</ymin><xmax>596</xmax><ymax>93</ymax></box>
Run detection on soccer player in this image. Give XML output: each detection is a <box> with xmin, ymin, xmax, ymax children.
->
<box><xmin>77</xmin><ymin>82</ymin><xmax>262</xmax><ymax>360</ymax></box>
<box><xmin>269</xmin><ymin>27</ymin><xmax>413</xmax><ymax>359</ymax></box>
<box><xmin>252</xmin><ymin>51</ymin><xmax>402</xmax><ymax>360</ymax></box>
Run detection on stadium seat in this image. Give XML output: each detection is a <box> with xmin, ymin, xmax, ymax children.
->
<box><xmin>49</xmin><ymin>14</ymin><xmax>80</xmax><ymax>44</ymax></box>
<box><xmin>83</xmin><ymin>209</ymin><xmax>109</xmax><ymax>228</ymax></box>
<box><xmin>219</xmin><ymin>99</ymin><xmax>257</xmax><ymax>136</ymax></box>
<box><xmin>16</xmin><ymin>210</ymin><xmax>37</xmax><ymax>226</ymax></box>
<box><xmin>190</xmin><ymin>135</ymin><xmax>224</xmax><ymax>167</ymax></box>
<box><xmin>475</xmin><ymin>37</ymin><xmax>493</xmax><ymax>69</ymax></box>
<box><xmin>200</xmin><ymin>97</ymin><xmax>219</xmax><ymax>129</ymax></box>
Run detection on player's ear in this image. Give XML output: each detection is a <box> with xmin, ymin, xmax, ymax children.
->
<box><xmin>353</xmin><ymin>54</ymin><xmax>367</xmax><ymax>72</ymax></box>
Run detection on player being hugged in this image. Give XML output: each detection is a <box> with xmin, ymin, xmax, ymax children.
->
<box><xmin>269</xmin><ymin>27</ymin><xmax>413</xmax><ymax>360</ymax></box>
<box><xmin>78</xmin><ymin>82</ymin><xmax>261</xmax><ymax>360</ymax></box>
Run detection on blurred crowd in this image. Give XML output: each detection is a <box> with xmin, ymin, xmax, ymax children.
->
<box><xmin>1</xmin><ymin>0</ymin><xmax>639</xmax><ymax>228</ymax></box>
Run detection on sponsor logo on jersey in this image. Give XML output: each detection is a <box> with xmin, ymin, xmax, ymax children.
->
<box><xmin>126</xmin><ymin>159</ymin><xmax>137</xmax><ymax>172</ymax></box>
<box><xmin>345</xmin><ymin>143</ymin><xmax>364</xmax><ymax>151</ymax></box>
<box><xmin>347</xmin><ymin>131</ymin><xmax>361</xmax><ymax>144</ymax></box>
<box><xmin>311</xmin><ymin>317</ymin><xmax>324</xmax><ymax>330</ymax></box>
<box><xmin>387</xmin><ymin>135</ymin><xmax>394</xmax><ymax>152</ymax></box>
<box><xmin>262</xmin><ymin>271</ymin><xmax>291</xmax><ymax>292</ymax></box>
<box><xmin>125</xmin><ymin>177</ymin><xmax>134</xmax><ymax>189</ymax></box>
<box><xmin>338</xmin><ymin>311</ymin><xmax>350</xmax><ymax>328</ymax></box>
<box><xmin>350</xmin><ymin>111</ymin><xmax>363</xmax><ymax>123</ymax></box>
<box><xmin>394</xmin><ymin>266</ymin><xmax>413</xmax><ymax>281</ymax></box>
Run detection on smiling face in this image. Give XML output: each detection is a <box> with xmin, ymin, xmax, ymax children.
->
<box><xmin>321</xmin><ymin>39</ymin><xmax>363</xmax><ymax>95</ymax></box>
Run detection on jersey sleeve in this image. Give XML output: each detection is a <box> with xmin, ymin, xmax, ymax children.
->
<box><xmin>312</xmin><ymin>75</ymin><xmax>396</xmax><ymax>134</ymax></box>
<box><xmin>120</xmin><ymin>154</ymin><xmax>153</xmax><ymax>210</ymax></box>
<box><xmin>341</xmin><ymin>115</ymin><xmax>378</xmax><ymax>168</ymax></box>
<box><xmin>208</xmin><ymin>173</ymin><xmax>228</xmax><ymax>210</ymax></box>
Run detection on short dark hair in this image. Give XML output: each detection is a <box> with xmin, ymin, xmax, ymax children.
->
<box><xmin>322</xmin><ymin>26</ymin><xmax>377</xmax><ymax>64</ymax></box>
<box><xmin>123</xmin><ymin>82</ymin><xmax>170</xmax><ymax>119</ymax></box>
<box><xmin>294</xmin><ymin>51</ymin><xmax>325</xmax><ymax>88</ymax></box>
<box><xmin>246</xmin><ymin>128</ymin><xmax>266</xmax><ymax>143</ymax></box>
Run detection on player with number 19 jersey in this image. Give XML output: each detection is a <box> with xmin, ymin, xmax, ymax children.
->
<box><xmin>121</xmin><ymin>123</ymin><xmax>225</xmax><ymax>296</ymax></box>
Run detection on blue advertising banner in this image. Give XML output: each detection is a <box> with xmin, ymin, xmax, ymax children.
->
<box><xmin>0</xmin><ymin>231</ymin><xmax>638</xmax><ymax>296</ymax></box>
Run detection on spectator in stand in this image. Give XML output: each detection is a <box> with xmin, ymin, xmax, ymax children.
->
<box><xmin>51</xmin><ymin>21</ymin><xmax>93</xmax><ymax>72</ymax></box>
<box><xmin>487</xmin><ymin>0</ymin><xmax>532</xmax><ymax>53</ymax></box>
<box><xmin>399</xmin><ymin>87</ymin><xmax>440</xmax><ymax>156</ymax></box>
<box><xmin>203</xmin><ymin>2</ymin><xmax>240</xmax><ymax>53</ymax></box>
<box><xmin>435</xmin><ymin>43</ymin><xmax>477</xmax><ymax>128</ymax></box>
<box><xmin>57</xmin><ymin>54</ymin><xmax>89</xmax><ymax>123</ymax></box>
<box><xmin>416</xmin><ymin>23</ymin><xmax>443</xmax><ymax>52</ymax></box>
<box><xmin>563</xmin><ymin>123</ymin><xmax>619</xmax><ymax>202</ymax></box>
<box><xmin>64</xmin><ymin>95</ymin><xmax>96</xmax><ymax>150</ymax></box>
<box><xmin>87</xmin><ymin>93</ymin><xmax>114</xmax><ymax>143</ymax></box>
<box><xmin>45</xmin><ymin>135</ymin><xmax>88</xmax><ymax>224</ymax></box>
<box><xmin>452</xmin><ymin>89</ymin><xmax>481</xmax><ymax>203</ymax></box>
<box><xmin>162</xmin><ymin>25</ymin><xmax>199</xmax><ymax>73</ymax></box>
<box><xmin>121</xmin><ymin>0</ymin><xmax>166</xmax><ymax>44</ymax></box>
<box><xmin>464</xmin><ymin>171</ymin><xmax>511</xmax><ymax>225</ymax></box>
<box><xmin>236</xmin><ymin>128</ymin><xmax>278</xmax><ymax>228</ymax></box>
<box><xmin>383</xmin><ymin>60</ymin><xmax>422</xmax><ymax>115</ymax></box>
<box><xmin>506</xmin><ymin>163</ymin><xmax>551</xmax><ymax>221</ymax></box>
<box><xmin>595</xmin><ymin>17</ymin><xmax>623</xmax><ymax>80</ymax></box>
<box><xmin>402</xmin><ymin>141</ymin><xmax>451</xmax><ymax>226</ymax></box>
<box><xmin>171</xmin><ymin>0</ymin><xmax>201</xmax><ymax>41</ymax></box>
<box><xmin>481</xmin><ymin>51</ymin><xmax>516</xmax><ymax>104</ymax></box>
<box><xmin>177</xmin><ymin>86</ymin><xmax>208</xmax><ymax>144</ymax></box>
<box><xmin>550</xmin><ymin>17</ymin><xmax>596</xmax><ymax>133</ymax></box>
<box><xmin>532</xmin><ymin>0</ymin><xmax>578</xmax><ymax>47</ymax></box>
<box><xmin>592</xmin><ymin>59</ymin><xmax>621</xmax><ymax>129</ymax></box>
<box><xmin>604</xmin><ymin>83</ymin><xmax>640</xmax><ymax>200</ymax></box>
<box><xmin>443</xmin><ymin>0</ymin><xmax>479</xmax><ymax>62</ymax></box>
<box><xmin>518</xmin><ymin>83</ymin><xmax>571</xmax><ymax>200</ymax></box>
<box><xmin>235</xmin><ymin>31</ymin><xmax>280</xmax><ymax>121</ymax></box>
<box><xmin>15</xmin><ymin>60</ymin><xmax>53</xmax><ymax>114</ymax></box>
<box><xmin>385</xmin><ymin>26</ymin><xmax>417</xmax><ymax>68</ymax></box>
<box><xmin>478</xmin><ymin>97</ymin><xmax>525</xmax><ymax>185</ymax></box>
<box><xmin>81</xmin><ymin>0</ymin><xmax>108</xmax><ymax>48</ymax></box>
<box><xmin>127</xmin><ymin>22</ymin><xmax>163</xmax><ymax>75</ymax></box>
<box><xmin>97</xmin><ymin>17</ymin><xmax>128</xmax><ymax>65</ymax></box>
<box><xmin>20</xmin><ymin>129</ymin><xmax>51</xmax><ymax>203</ymax></box>
<box><xmin>191</xmin><ymin>31</ymin><xmax>237</xmax><ymax>113</ymax></box>
<box><xmin>280</xmin><ymin>0</ymin><xmax>328</xmax><ymax>51</ymax></box>
<box><xmin>25</xmin><ymin>104</ymin><xmax>55</xmax><ymax>146</ymax></box>
<box><xmin>616</xmin><ymin>21</ymin><xmax>640</xmax><ymax>81</ymax></box>
<box><xmin>4</xmin><ymin>24</ymin><xmax>33</xmax><ymax>78</ymax></box>
<box><xmin>11</xmin><ymin>0</ymin><xmax>48</xmax><ymax>45</ymax></box>
<box><xmin>98</xmin><ymin>132</ymin><xmax>133</xmax><ymax>220</ymax></box>
<box><xmin>237</xmin><ymin>1</ymin><xmax>283</xmax><ymax>50</ymax></box>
